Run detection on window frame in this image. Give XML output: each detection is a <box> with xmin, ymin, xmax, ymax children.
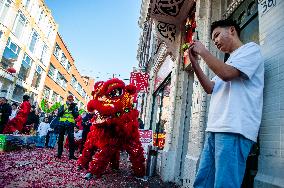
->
<box><xmin>29</xmin><ymin>29</ymin><xmax>39</xmax><ymax>53</ymax></box>
<box><xmin>18</xmin><ymin>53</ymin><xmax>32</xmax><ymax>81</ymax></box>
<box><xmin>0</xmin><ymin>0</ymin><xmax>11</xmax><ymax>23</ymax></box>
<box><xmin>12</xmin><ymin>11</ymin><xmax>27</xmax><ymax>39</ymax></box>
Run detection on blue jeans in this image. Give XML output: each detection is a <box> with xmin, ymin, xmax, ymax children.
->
<box><xmin>36</xmin><ymin>136</ymin><xmax>46</xmax><ymax>148</ymax></box>
<box><xmin>193</xmin><ymin>132</ymin><xmax>254</xmax><ymax>188</ymax></box>
<box><xmin>48</xmin><ymin>133</ymin><xmax>58</xmax><ymax>148</ymax></box>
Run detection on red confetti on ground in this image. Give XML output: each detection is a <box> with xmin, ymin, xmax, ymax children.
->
<box><xmin>0</xmin><ymin>148</ymin><xmax>178</xmax><ymax>188</ymax></box>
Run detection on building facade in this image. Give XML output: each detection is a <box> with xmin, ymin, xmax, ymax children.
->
<box><xmin>0</xmin><ymin>0</ymin><xmax>94</xmax><ymax>109</ymax></box>
<box><xmin>41</xmin><ymin>33</ymin><xmax>94</xmax><ymax>109</ymax></box>
<box><xmin>137</xmin><ymin>0</ymin><xmax>284</xmax><ymax>187</ymax></box>
<box><xmin>0</xmin><ymin>0</ymin><xmax>57</xmax><ymax>104</ymax></box>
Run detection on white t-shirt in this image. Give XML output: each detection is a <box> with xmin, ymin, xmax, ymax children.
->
<box><xmin>9</xmin><ymin>109</ymin><xmax>18</xmax><ymax>120</ymax></box>
<box><xmin>74</xmin><ymin>130</ymin><xmax>83</xmax><ymax>141</ymax></box>
<box><xmin>37</xmin><ymin>122</ymin><xmax>50</xmax><ymax>137</ymax></box>
<box><xmin>206</xmin><ymin>42</ymin><xmax>264</xmax><ymax>142</ymax></box>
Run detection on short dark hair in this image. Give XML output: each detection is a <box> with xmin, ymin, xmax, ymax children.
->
<box><xmin>0</xmin><ymin>97</ymin><xmax>7</xmax><ymax>101</ymax></box>
<box><xmin>211</xmin><ymin>19</ymin><xmax>240</xmax><ymax>37</ymax></box>
<box><xmin>23</xmin><ymin>95</ymin><xmax>30</xmax><ymax>101</ymax></box>
<box><xmin>12</xmin><ymin>102</ymin><xmax>18</xmax><ymax>107</ymax></box>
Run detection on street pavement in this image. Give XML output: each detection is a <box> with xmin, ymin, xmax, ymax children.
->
<box><xmin>0</xmin><ymin>147</ymin><xmax>179</xmax><ymax>188</ymax></box>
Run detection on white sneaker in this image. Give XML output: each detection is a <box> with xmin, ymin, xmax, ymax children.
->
<box><xmin>135</xmin><ymin>176</ymin><xmax>148</xmax><ymax>182</ymax></box>
<box><xmin>84</xmin><ymin>173</ymin><xmax>93</xmax><ymax>180</ymax></box>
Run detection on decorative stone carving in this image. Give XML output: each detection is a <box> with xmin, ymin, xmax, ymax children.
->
<box><xmin>138</xmin><ymin>0</ymin><xmax>195</xmax><ymax>65</ymax></box>
<box><xmin>153</xmin><ymin>42</ymin><xmax>167</xmax><ymax>73</ymax></box>
<box><xmin>149</xmin><ymin>0</ymin><xmax>194</xmax><ymax>24</ymax></box>
<box><xmin>152</xmin><ymin>0</ymin><xmax>186</xmax><ymax>17</ymax></box>
<box><xmin>223</xmin><ymin>0</ymin><xmax>245</xmax><ymax>18</ymax></box>
<box><xmin>156</xmin><ymin>21</ymin><xmax>176</xmax><ymax>42</ymax></box>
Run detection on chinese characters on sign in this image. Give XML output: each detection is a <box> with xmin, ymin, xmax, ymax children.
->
<box><xmin>153</xmin><ymin>132</ymin><xmax>166</xmax><ymax>149</ymax></box>
<box><xmin>139</xmin><ymin>130</ymin><xmax>153</xmax><ymax>159</ymax></box>
<box><xmin>130</xmin><ymin>72</ymin><xmax>149</xmax><ymax>93</ymax></box>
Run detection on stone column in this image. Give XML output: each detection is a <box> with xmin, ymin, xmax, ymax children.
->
<box><xmin>144</xmin><ymin>68</ymin><xmax>156</xmax><ymax>130</ymax></box>
<box><xmin>182</xmin><ymin>0</ymin><xmax>213</xmax><ymax>186</ymax></box>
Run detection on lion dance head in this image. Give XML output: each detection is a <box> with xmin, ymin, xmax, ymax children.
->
<box><xmin>87</xmin><ymin>78</ymin><xmax>137</xmax><ymax>126</ymax></box>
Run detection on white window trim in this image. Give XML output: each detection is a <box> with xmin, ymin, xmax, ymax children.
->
<box><xmin>0</xmin><ymin>0</ymin><xmax>11</xmax><ymax>23</ymax></box>
<box><xmin>12</xmin><ymin>11</ymin><xmax>27</xmax><ymax>39</ymax></box>
<box><xmin>28</xmin><ymin>29</ymin><xmax>39</xmax><ymax>53</ymax></box>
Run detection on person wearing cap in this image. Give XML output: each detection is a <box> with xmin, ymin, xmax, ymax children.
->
<box><xmin>0</xmin><ymin>97</ymin><xmax>12</xmax><ymax>133</ymax></box>
<box><xmin>56</xmin><ymin>94</ymin><xmax>79</xmax><ymax>160</ymax></box>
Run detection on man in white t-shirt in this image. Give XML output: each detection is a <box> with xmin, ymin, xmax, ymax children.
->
<box><xmin>74</xmin><ymin>126</ymin><xmax>83</xmax><ymax>141</ymax></box>
<box><xmin>64</xmin><ymin>126</ymin><xmax>83</xmax><ymax>151</ymax></box>
<box><xmin>9</xmin><ymin>102</ymin><xmax>18</xmax><ymax>120</ymax></box>
<box><xmin>184</xmin><ymin>19</ymin><xmax>264</xmax><ymax>187</ymax></box>
<box><xmin>36</xmin><ymin>117</ymin><xmax>51</xmax><ymax>148</ymax></box>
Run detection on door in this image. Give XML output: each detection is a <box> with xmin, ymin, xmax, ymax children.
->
<box><xmin>150</xmin><ymin>76</ymin><xmax>171</xmax><ymax>149</ymax></box>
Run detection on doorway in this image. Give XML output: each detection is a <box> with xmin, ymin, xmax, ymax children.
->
<box><xmin>150</xmin><ymin>76</ymin><xmax>171</xmax><ymax>149</ymax></box>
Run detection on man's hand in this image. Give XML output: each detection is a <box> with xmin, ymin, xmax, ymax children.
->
<box><xmin>184</xmin><ymin>41</ymin><xmax>215</xmax><ymax>94</ymax></box>
<box><xmin>188</xmin><ymin>48</ymin><xmax>198</xmax><ymax>66</ymax></box>
<box><xmin>190</xmin><ymin>40</ymin><xmax>240</xmax><ymax>82</ymax></box>
<box><xmin>190</xmin><ymin>40</ymin><xmax>208</xmax><ymax>56</ymax></box>
<box><xmin>184</xmin><ymin>47</ymin><xmax>198</xmax><ymax>67</ymax></box>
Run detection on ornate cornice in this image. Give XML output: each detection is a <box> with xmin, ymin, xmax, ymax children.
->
<box><xmin>149</xmin><ymin>0</ymin><xmax>194</xmax><ymax>58</ymax></box>
<box><xmin>223</xmin><ymin>0</ymin><xmax>245</xmax><ymax>18</ymax></box>
<box><xmin>137</xmin><ymin>0</ymin><xmax>194</xmax><ymax>69</ymax></box>
<box><xmin>149</xmin><ymin>0</ymin><xmax>194</xmax><ymax>24</ymax></box>
<box><xmin>152</xmin><ymin>0</ymin><xmax>185</xmax><ymax>17</ymax></box>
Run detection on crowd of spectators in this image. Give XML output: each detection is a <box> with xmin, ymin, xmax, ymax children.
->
<box><xmin>0</xmin><ymin>96</ymin><xmax>93</xmax><ymax>153</ymax></box>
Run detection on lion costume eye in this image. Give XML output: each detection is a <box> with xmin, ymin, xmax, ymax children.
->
<box><xmin>108</xmin><ymin>88</ymin><xmax>123</xmax><ymax>98</ymax></box>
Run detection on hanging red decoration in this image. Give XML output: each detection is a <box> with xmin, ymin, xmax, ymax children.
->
<box><xmin>6</xmin><ymin>67</ymin><xmax>16</xmax><ymax>74</ymax></box>
<box><xmin>183</xmin><ymin>13</ymin><xmax>197</xmax><ymax>70</ymax></box>
<box><xmin>133</xmin><ymin>93</ymin><xmax>138</xmax><ymax>103</ymax></box>
<box><xmin>130</xmin><ymin>72</ymin><xmax>149</xmax><ymax>93</ymax></box>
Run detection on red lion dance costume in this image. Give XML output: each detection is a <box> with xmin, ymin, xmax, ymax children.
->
<box><xmin>77</xmin><ymin>78</ymin><xmax>145</xmax><ymax>179</ymax></box>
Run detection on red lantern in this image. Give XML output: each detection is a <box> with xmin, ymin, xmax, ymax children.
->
<box><xmin>6</xmin><ymin>67</ymin><xmax>16</xmax><ymax>73</ymax></box>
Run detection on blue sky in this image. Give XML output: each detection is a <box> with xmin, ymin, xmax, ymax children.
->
<box><xmin>45</xmin><ymin>0</ymin><xmax>142</xmax><ymax>82</ymax></box>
